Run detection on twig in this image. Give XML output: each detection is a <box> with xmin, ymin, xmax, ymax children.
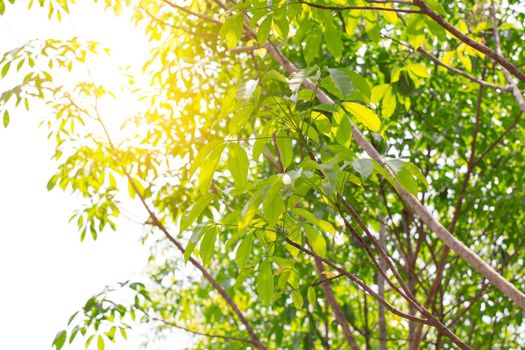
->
<box><xmin>414</xmin><ymin>0</ymin><xmax>525</xmax><ymax>83</ymax></box>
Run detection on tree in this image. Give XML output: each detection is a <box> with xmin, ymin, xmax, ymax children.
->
<box><xmin>1</xmin><ymin>0</ymin><xmax>525</xmax><ymax>349</ymax></box>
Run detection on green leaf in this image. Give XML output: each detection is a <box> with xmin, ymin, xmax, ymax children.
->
<box><xmin>398</xmin><ymin>168</ymin><xmax>418</xmax><ymax>195</ymax></box>
<box><xmin>97</xmin><ymin>335</ymin><xmax>105</xmax><ymax>350</ymax></box>
<box><xmin>227</xmin><ymin>143</ymin><xmax>249</xmax><ymax>188</ymax></box>
<box><xmin>342</xmin><ymin>102</ymin><xmax>381</xmax><ymax>132</ymax></box>
<box><xmin>381</xmin><ymin>85</ymin><xmax>396</xmax><ymax>118</ymax></box>
<box><xmin>276</xmin><ymin>134</ymin><xmax>293</xmax><ymax>170</ymax></box>
<box><xmin>2</xmin><ymin>110</ymin><xmax>9</xmax><ymax>127</ymax></box>
<box><xmin>331</xmin><ymin>111</ymin><xmax>352</xmax><ymax>148</ymax></box>
<box><xmin>184</xmin><ymin>225</ymin><xmax>213</xmax><ymax>262</ymax></box>
<box><xmin>236</xmin><ymin>234</ymin><xmax>253</xmax><ymax>268</ymax></box>
<box><xmin>307</xmin><ymin>287</ymin><xmax>316</xmax><ymax>306</ymax></box>
<box><xmin>0</xmin><ymin>2</ymin><xmax>5</xmax><ymax>15</ymax></box>
<box><xmin>180</xmin><ymin>194</ymin><xmax>215</xmax><ymax>231</ymax></box>
<box><xmin>263</xmin><ymin>177</ymin><xmax>284</xmax><ymax>227</ymax></box>
<box><xmin>1</xmin><ymin>61</ymin><xmax>10</xmax><ymax>78</ymax></box>
<box><xmin>324</xmin><ymin>22</ymin><xmax>342</xmax><ymax>60</ymax></box>
<box><xmin>304</xmin><ymin>224</ymin><xmax>326</xmax><ymax>257</ymax></box>
<box><xmin>352</xmin><ymin>158</ymin><xmax>374</xmax><ymax>179</ymax></box>
<box><xmin>404</xmin><ymin>161</ymin><xmax>428</xmax><ymax>189</ymax></box>
<box><xmin>198</xmin><ymin>144</ymin><xmax>225</xmax><ymax>194</ymax></box>
<box><xmin>219</xmin><ymin>14</ymin><xmax>244</xmax><ymax>49</ymax></box>
<box><xmin>304</xmin><ymin>31</ymin><xmax>321</xmax><ymax>65</ymax></box>
<box><xmin>328</xmin><ymin>68</ymin><xmax>354</xmax><ymax>98</ymax></box>
<box><xmin>292</xmin><ymin>290</ymin><xmax>303</xmax><ymax>309</ymax></box>
<box><xmin>257</xmin><ymin>260</ymin><xmax>274</xmax><ymax>307</ymax></box>
<box><xmin>294</xmin><ymin>208</ymin><xmax>335</xmax><ymax>235</ymax></box>
<box><xmin>407</xmin><ymin>63</ymin><xmax>430</xmax><ymax>78</ymax></box>
<box><xmin>257</xmin><ymin>15</ymin><xmax>272</xmax><ymax>46</ymax></box>
<box><xmin>190</xmin><ymin>140</ymin><xmax>224</xmax><ymax>177</ymax></box>
<box><xmin>200</xmin><ymin>225</ymin><xmax>217</xmax><ymax>265</ymax></box>
<box><xmin>52</xmin><ymin>330</ymin><xmax>67</xmax><ymax>350</ymax></box>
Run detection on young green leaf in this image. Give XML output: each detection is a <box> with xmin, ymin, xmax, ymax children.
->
<box><xmin>257</xmin><ymin>260</ymin><xmax>274</xmax><ymax>307</ymax></box>
<box><xmin>352</xmin><ymin>158</ymin><xmax>374</xmax><ymax>180</ymax></box>
<box><xmin>307</xmin><ymin>286</ymin><xmax>316</xmax><ymax>306</ymax></box>
<box><xmin>292</xmin><ymin>290</ymin><xmax>303</xmax><ymax>309</ymax></box>
<box><xmin>97</xmin><ymin>335</ymin><xmax>105</xmax><ymax>350</ymax></box>
<box><xmin>263</xmin><ymin>177</ymin><xmax>285</xmax><ymax>227</ymax></box>
<box><xmin>198</xmin><ymin>144</ymin><xmax>225</xmax><ymax>194</ymax></box>
<box><xmin>3</xmin><ymin>110</ymin><xmax>9</xmax><ymax>127</ymax></box>
<box><xmin>304</xmin><ymin>224</ymin><xmax>327</xmax><ymax>257</ymax></box>
<box><xmin>304</xmin><ymin>30</ymin><xmax>321</xmax><ymax>65</ymax></box>
<box><xmin>199</xmin><ymin>226</ymin><xmax>217</xmax><ymax>265</ymax></box>
<box><xmin>236</xmin><ymin>234</ymin><xmax>254</xmax><ymax>268</ymax></box>
<box><xmin>257</xmin><ymin>15</ymin><xmax>272</xmax><ymax>46</ymax></box>
<box><xmin>342</xmin><ymin>102</ymin><xmax>381</xmax><ymax>132</ymax></box>
<box><xmin>227</xmin><ymin>143</ymin><xmax>249</xmax><ymax>188</ymax></box>
<box><xmin>52</xmin><ymin>330</ymin><xmax>67</xmax><ymax>350</ymax></box>
<box><xmin>219</xmin><ymin>14</ymin><xmax>244</xmax><ymax>49</ymax></box>
<box><xmin>276</xmin><ymin>134</ymin><xmax>293</xmax><ymax>170</ymax></box>
<box><xmin>180</xmin><ymin>194</ymin><xmax>215</xmax><ymax>232</ymax></box>
<box><xmin>324</xmin><ymin>22</ymin><xmax>342</xmax><ymax>60</ymax></box>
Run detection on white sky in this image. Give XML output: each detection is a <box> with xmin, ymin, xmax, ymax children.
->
<box><xmin>0</xmin><ymin>2</ymin><xmax>189</xmax><ymax>349</ymax></box>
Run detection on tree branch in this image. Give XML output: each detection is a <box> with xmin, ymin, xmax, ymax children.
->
<box><xmin>299</xmin><ymin>1</ymin><xmax>421</xmax><ymax>14</ymax></box>
<box><xmin>414</xmin><ymin>0</ymin><xmax>525</xmax><ymax>83</ymax></box>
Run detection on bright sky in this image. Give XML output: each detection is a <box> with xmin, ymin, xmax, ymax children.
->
<box><xmin>0</xmin><ymin>2</ymin><xmax>189</xmax><ymax>349</ymax></box>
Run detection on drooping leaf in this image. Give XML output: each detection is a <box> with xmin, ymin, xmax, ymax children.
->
<box><xmin>304</xmin><ymin>224</ymin><xmax>326</xmax><ymax>257</ymax></box>
<box><xmin>263</xmin><ymin>177</ymin><xmax>284</xmax><ymax>227</ymax></box>
<box><xmin>199</xmin><ymin>225</ymin><xmax>217</xmax><ymax>265</ymax></box>
<box><xmin>52</xmin><ymin>330</ymin><xmax>67</xmax><ymax>350</ymax></box>
<box><xmin>292</xmin><ymin>290</ymin><xmax>303</xmax><ymax>309</ymax></box>
<box><xmin>236</xmin><ymin>234</ymin><xmax>253</xmax><ymax>268</ymax></box>
<box><xmin>257</xmin><ymin>260</ymin><xmax>274</xmax><ymax>307</ymax></box>
<box><xmin>227</xmin><ymin>143</ymin><xmax>249</xmax><ymax>188</ymax></box>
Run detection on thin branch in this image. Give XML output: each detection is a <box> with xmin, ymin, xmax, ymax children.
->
<box><xmin>259</xmin><ymin>30</ymin><xmax>525</xmax><ymax>310</ymax></box>
<box><xmin>92</xmin><ymin>103</ymin><xmax>268</xmax><ymax>350</ymax></box>
<box><xmin>300</xmin><ymin>0</ymin><xmax>421</xmax><ymax>14</ymax></box>
<box><xmin>416</xmin><ymin>47</ymin><xmax>512</xmax><ymax>92</ymax></box>
<box><xmin>153</xmin><ymin>317</ymin><xmax>255</xmax><ymax>344</ymax></box>
<box><xmin>161</xmin><ymin>0</ymin><xmax>222</xmax><ymax>25</ymax></box>
<box><xmin>473</xmin><ymin>115</ymin><xmax>521</xmax><ymax>166</ymax></box>
<box><xmin>489</xmin><ymin>0</ymin><xmax>525</xmax><ymax>113</ymax></box>
<box><xmin>284</xmin><ymin>238</ymin><xmax>431</xmax><ymax>325</ymax></box>
<box><xmin>314</xmin><ymin>257</ymin><xmax>360</xmax><ymax>350</ymax></box>
<box><xmin>377</xmin><ymin>215</ymin><xmax>388</xmax><ymax>350</ymax></box>
<box><xmin>414</xmin><ymin>0</ymin><xmax>525</xmax><ymax>83</ymax></box>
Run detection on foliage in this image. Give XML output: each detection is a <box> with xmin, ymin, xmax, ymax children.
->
<box><xmin>2</xmin><ymin>0</ymin><xmax>525</xmax><ymax>349</ymax></box>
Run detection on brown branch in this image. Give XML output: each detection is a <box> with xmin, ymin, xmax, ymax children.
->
<box><xmin>446</xmin><ymin>238</ymin><xmax>525</xmax><ymax>326</ymax></box>
<box><xmin>300</xmin><ymin>0</ymin><xmax>421</xmax><ymax>14</ymax></box>
<box><xmin>311</xmin><ymin>273</ymin><xmax>344</xmax><ymax>286</ymax></box>
<box><xmin>153</xmin><ymin>317</ymin><xmax>254</xmax><ymax>344</ymax></box>
<box><xmin>414</xmin><ymin>0</ymin><xmax>525</xmax><ymax>83</ymax></box>
<box><xmin>161</xmin><ymin>0</ymin><xmax>222</xmax><ymax>25</ymax></box>
<box><xmin>416</xmin><ymin>47</ymin><xmax>512</xmax><ymax>92</ymax></box>
<box><xmin>489</xmin><ymin>0</ymin><xmax>525</xmax><ymax>113</ymax></box>
<box><xmin>377</xmin><ymin>215</ymin><xmax>388</xmax><ymax>350</ymax></box>
<box><xmin>314</xmin><ymin>257</ymin><xmax>360</xmax><ymax>350</ymax></box>
<box><xmin>284</xmin><ymin>238</ymin><xmax>431</xmax><ymax>324</ymax></box>
<box><xmin>93</xmin><ymin>106</ymin><xmax>267</xmax><ymax>350</ymax></box>
<box><xmin>473</xmin><ymin>116</ymin><xmax>521</xmax><ymax>166</ymax></box>
<box><xmin>258</xmin><ymin>34</ymin><xmax>525</xmax><ymax>310</ymax></box>
<box><xmin>414</xmin><ymin>67</ymin><xmax>487</xmax><ymax>346</ymax></box>
<box><xmin>141</xmin><ymin>8</ymin><xmax>217</xmax><ymax>37</ymax></box>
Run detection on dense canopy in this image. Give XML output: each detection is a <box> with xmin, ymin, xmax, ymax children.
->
<box><xmin>1</xmin><ymin>0</ymin><xmax>525</xmax><ymax>349</ymax></box>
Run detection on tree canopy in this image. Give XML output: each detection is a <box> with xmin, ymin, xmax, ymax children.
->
<box><xmin>1</xmin><ymin>0</ymin><xmax>525</xmax><ymax>349</ymax></box>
